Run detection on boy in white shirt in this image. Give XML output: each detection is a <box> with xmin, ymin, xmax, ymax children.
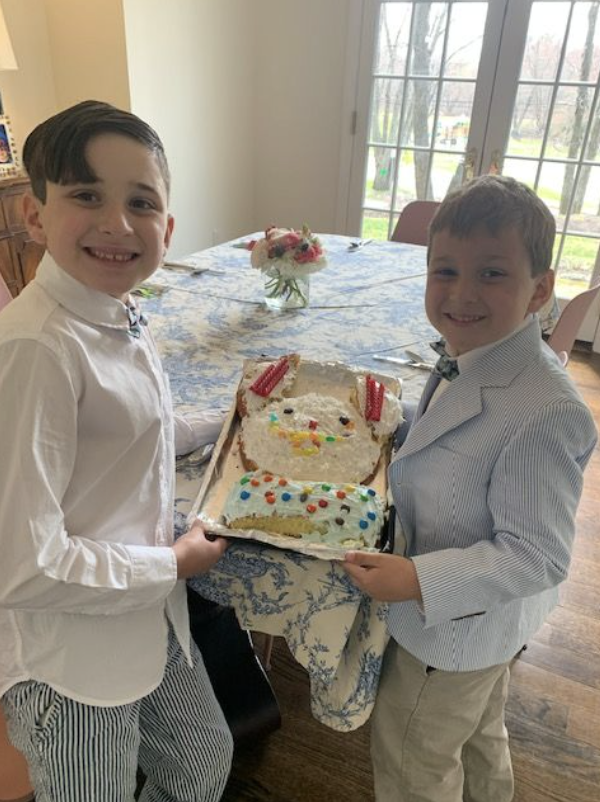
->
<box><xmin>0</xmin><ymin>101</ymin><xmax>233</xmax><ymax>801</ymax></box>
<box><xmin>344</xmin><ymin>176</ymin><xmax>597</xmax><ymax>802</ymax></box>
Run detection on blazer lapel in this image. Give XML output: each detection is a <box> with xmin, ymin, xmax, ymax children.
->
<box><xmin>413</xmin><ymin>373</ymin><xmax>441</xmax><ymax>423</ymax></box>
<box><xmin>398</xmin><ymin>379</ymin><xmax>484</xmax><ymax>457</ymax></box>
<box><xmin>396</xmin><ymin>318</ymin><xmax>544</xmax><ymax>460</ymax></box>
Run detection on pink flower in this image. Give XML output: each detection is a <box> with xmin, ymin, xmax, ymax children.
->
<box><xmin>295</xmin><ymin>244</ymin><xmax>321</xmax><ymax>264</ymax></box>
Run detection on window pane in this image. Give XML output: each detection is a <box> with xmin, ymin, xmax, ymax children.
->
<box><xmin>506</xmin><ymin>84</ymin><xmax>553</xmax><ymax>157</ymax></box>
<box><xmin>547</xmin><ymin>85</ymin><xmax>595</xmax><ymax>161</ymax></box>
<box><xmin>409</xmin><ymin>3</ymin><xmax>448</xmax><ymax>77</ymax></box>
<box><xmin>564</xmin><ymin>164</ymin><xmax>600</xmax><ymax>236</ymax></box>
<box><xmin>537</xmin><ymin>160</ymin><xmax>567</xmax><ymax>223</ymax></box>
<box><xmin>444</xmin><ymin>3</ymin><xmax>488</xmax><ymax>79</ymax></box>
<box><xmin>401</xmin><ymin>79</ymin><xmax>437</xmax><ymax>146</ymax></box>
<box><xmin>365</xmin><ymin>146</ymin><xmax>395</xmax><ymax>209</ymax></box>
<box><xmin>556</xmin><ymin>234</ymin><xmax>599</xmax><ymax>294</ymax></box>
<box><xmin>502</xmin><ymin>157</ymin><xmax>540</xmax><ymax>188</ymax></box>
<box><xmin>394</xmin><ymin>149</ymin><xmax>420</xmax><ymax>205</ymax></box>
<box><xmin>430</xmin><ymin>152</ymin><xmax>465</xmax><ymax>200</ymax></box>
<box><xmin>361</xmin><ymin>209</ymin><xmax>391</xmax><ymax>241</ymax></box>
<box><xmin>521</xmin><ymin>2</ymin><xmax>570</xmax><ymax>81</ymax></box>
<box><xmin>560</xmin><ymin>1</ymin><xmax>600</xmax><ymax>84</ymax></box>
<box><xmin>375</xmin><ymin>2</ymin><xmax>413</xmax><ymax>76</ymax></box>
<box><xmin>436</xmin><ymin>80</ymin><xmax>475</xmax><ymax>151</ymax></box>
<box><xmin>584</xmin><ymin>93</ymin><xmax>600</xmax><ymax>160</ymax></box>
<box><xmin>370</xmin><ymin>78</ymin><xmax>404</xmax><ymax>145</ymax></box>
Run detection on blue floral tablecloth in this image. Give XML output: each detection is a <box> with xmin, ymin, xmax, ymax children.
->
<box><xmin>145</xmin><ymin>234</ymin><xmax>434</xmax><ymax>731</ymax></box>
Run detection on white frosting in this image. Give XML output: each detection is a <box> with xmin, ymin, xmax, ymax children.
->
<box><xmin>355</xmin><ymin>375</ymin><xmax>403</xmax><ymax>439</ymax></box>
<box><xmin>238</xmin><ymin>358</ymin><xmax>297</xmax><ymax>414</ymax></box>
<box><xmin>239</xmin><ymin>392</ymin><xmax>381</xmax><ymax>483</ymax></box>
<box><xmin>222</xmin><ymin>471</ymin><xmax>385</xmax><ymax>548</ymax></box>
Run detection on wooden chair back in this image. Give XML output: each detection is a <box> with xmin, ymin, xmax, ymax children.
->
<box><xmin>390</xmin><ymin>200</ymin><xmax>440</xmax><ymax>246</ymax></box>
<box><xmin>547</xmin><ymin>283</ymin><xmax>600</xmax><ymax>364</ymax></box>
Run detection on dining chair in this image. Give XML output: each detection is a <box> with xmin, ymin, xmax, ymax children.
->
<box><xmin>0</xmin><ymin>271</ymin><xmax>13</xmax><ymax>311</ymax></box>
<box><xmin>547</xmin><ymin>282</ymin><xmax>600</xmax><ymax>366</ymax></box>
<box><xmin>390</xmin><ymin>200</ymin><xmax>440</xmax><ymax>247</ymax></box>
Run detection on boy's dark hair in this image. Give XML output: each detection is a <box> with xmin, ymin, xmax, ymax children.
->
<box><xmin>428</xmin><ymin>175</ymin><xmax>555</xmax><ymax>276</ymax></box>
<box><xmin>23</xmin><ymin>100</ymin><xmax>170</xmax><ymax>202</ymax></box>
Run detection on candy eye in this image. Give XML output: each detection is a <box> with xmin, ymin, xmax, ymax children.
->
<box><xmin>339</xmin><ymin>416</ymin><xmax>350</xmax><ymax>425</ymax></box>
<box><xmin>283</xmin><ymin>407</ymin><xmax>294</xmax><ymax>414</ymax></box>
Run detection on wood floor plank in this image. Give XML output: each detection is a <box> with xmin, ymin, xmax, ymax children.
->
<box><xmin>515</xmin><ymin>638</ymin><xmax>600</xmax><ymax>689</ymax></box>
<box><xmin>510</xmin><ymin>659</ymin><xmax>600</xmax><ymax>710</ymax></box>
<box><xmin>559</xmin><ymin>581</ymin><xmax>600</xmax><ymax>618</ymax></box>
<box><xmin>507</xmin><ymin>713</ymin><xmax>600</xmax><ymax>785</ymax></box>
<box><xmin>540</xmin><ymin>606</ymin><xmax>600</xmax><ymax>659</ymax></box>
<box><xmin>512</xmin><ymin>754</ymin><xmax>600</xmax><ymax>802</ymax></box>
<box><xmin>567</xmin><ymin>703</ymin><xmax>600</xmax><ymax>750</ymax></box>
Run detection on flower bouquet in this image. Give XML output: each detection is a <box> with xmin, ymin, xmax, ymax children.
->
<box><xmin>248</xmin><ymin>225</ymin><xmax>327</xmax><ymax>309</ymax></box>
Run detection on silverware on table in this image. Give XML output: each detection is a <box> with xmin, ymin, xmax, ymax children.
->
<box><xmin>404</xmin><ymin>348</ymin><xmax>428</xmax><ymax>363</ymax></box>
<box><xmin>347</xmin><ymin>238</ymin><xmax>373</xmax><ymax>251</ymax></box>
<box><xmin>163</xmin><ymin>261</ymin><xmax>225</xmax><ymax>276</ymax></box>
<box><xmin>372</xmin><ymin>354</ymin><xmax>434</xmax><ymax>371</ymax></box>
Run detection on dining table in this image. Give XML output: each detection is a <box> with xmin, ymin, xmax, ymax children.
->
<box><xmin>140</xmin><ymin>233</ymin><xmax>438</xmax><ymax>732</ymax></box>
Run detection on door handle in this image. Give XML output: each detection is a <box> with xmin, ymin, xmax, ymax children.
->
<box><xmin>488</xmin><ymin>150</ymin><xmax>503</xmax><ymax>175</ymax></box>
<box><xmin>463</xmin><ymin>148</ymin><xmax>477</xmax><ymax>182</ymax></box>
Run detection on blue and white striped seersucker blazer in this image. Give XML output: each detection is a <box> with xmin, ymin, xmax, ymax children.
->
<box><xmin>387</xmin><ymin>318</ymin><xmax>597</xmax><ymax>671</ymax></box>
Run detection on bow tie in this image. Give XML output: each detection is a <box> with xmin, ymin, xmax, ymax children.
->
<box><xmin>126</xmin><ymin>302</ymin><xmax>148</xmax><ymax>339</ymax></box>
<box><xmin>430</xmin><ymin>339</ymin><xmax>460</xmax><ymax>381</ymax></box>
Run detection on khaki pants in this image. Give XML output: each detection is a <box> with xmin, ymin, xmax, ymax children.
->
<box><xmin>371</xmin><ymin>642</ymin><xmax>513</xmax><ymax>802</ymax></box>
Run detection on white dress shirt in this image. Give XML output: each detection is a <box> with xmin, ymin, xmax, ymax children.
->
<box><xmin>0</xmin><ymin>254</ymin><xmax>222</xmax><ymax>705</ymax></box>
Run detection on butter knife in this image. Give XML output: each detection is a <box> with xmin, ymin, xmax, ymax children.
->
<box><xmin>373</xmin><ymin>354</ymin><xmax>434</xmax><ymax>372</ymax></box>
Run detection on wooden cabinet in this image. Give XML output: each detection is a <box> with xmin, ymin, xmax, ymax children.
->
<box><xmin>0</xmin><ymin>176</ymin><xmax>45</xmax><ymax>298</ymax></box>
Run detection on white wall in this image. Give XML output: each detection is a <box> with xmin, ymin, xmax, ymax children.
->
<box><xmin>42</xmin><ymin>0</ymin><xmax>130</xmax><ymax>111</ymax></box>
<box><xmin>0</xmin><ymin>0</ymin><xmax>57</xmax><ymax>154</ymax></box>
<box><xmin>123</xmin><ymin>0</ymin><xmax>256</xmax><ymax>258</ymax></box>
<box><xmin>0</xmin><ymin>0</ymin><xmax>130</xmax><ymax>158</ymax></box>
<box><xmin>253</xmin><ymin>0</ymin><xmax>352</xmax><ymax>235</ymax></box>
<box><xmin>1</xmin><ymin>0</ymin><xmax>353</xmax><ymax>256</ymax></box>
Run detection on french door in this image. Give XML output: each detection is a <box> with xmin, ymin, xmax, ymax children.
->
<box><xmin>342</xmin><ymin>0</ymin><xmax>600</xmax><ymax>305</ymax></box>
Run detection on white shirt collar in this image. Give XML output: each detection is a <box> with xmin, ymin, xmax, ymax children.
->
<box><xmin>35</xmin><ymin>251</ymin><xmax>134</xmax><ymax>332</ymax></box>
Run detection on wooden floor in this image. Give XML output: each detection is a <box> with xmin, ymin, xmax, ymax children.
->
<box><xmin>221</xmin><ymin>349</ymin><xmax>600</xmax><ymax>802</ymax></box>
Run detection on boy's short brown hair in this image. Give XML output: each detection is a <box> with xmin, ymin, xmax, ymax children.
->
<box><xmin>23</xmin><ymin>100</ymin><xmax>170</xmax><ymax>203</ymax></box>
<box><xmin>428</xmin><ymin>175</ymin><xmax>555</xmax><ymax>276</ymax></box>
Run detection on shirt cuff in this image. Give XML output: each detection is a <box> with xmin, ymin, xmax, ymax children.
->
<box><xmin>173</xmin><ymin>408</ymin><xmax>228</xmax><ymax>456</ymax></box>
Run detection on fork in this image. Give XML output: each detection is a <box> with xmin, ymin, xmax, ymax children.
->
<box><xmin>347</xmin><ymin>238</ymin><xmax>373</xmax><ymax>251</ymax></box>
<box><xmin>404</xmin><ymin>347</ymin><xmax>428</xmax><ymax>363</ymax></box>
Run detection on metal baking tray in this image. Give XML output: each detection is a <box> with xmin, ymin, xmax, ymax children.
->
<box><xmin>189</xmin><ymin>358</ymin><xmax>401</xmax><ymax>559</ymax></box>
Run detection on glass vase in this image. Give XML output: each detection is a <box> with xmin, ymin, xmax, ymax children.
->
<box><xmin>263</xmin><ymin>268</ymin><xmax>310</xmax><ymax>310</ymax></box>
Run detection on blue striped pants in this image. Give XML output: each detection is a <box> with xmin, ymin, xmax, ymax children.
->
<box><xmin>1</xmin><ymin>629</ymin><xmax>233</xmax><ymax>802</ymax></box>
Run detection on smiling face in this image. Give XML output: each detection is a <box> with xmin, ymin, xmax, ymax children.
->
<box><xmin>426</xmin><ymin>225</ymin><xmax>554</xmax><ymax>355</ymax></box>
<box><xmin>24</xmin><ymin>133</ymin><xmax>174</xmax><ymax>300</ymax></box>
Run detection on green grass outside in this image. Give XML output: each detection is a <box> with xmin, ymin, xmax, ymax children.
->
<box><xmin>362</xmin><ymin>140</ymin><xmax>600</xmax><ymax>285</ymax></box>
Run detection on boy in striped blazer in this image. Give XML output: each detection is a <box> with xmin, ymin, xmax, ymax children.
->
<box><xmin>344</xmin><ymin>176</ymin><xmax>597</xmax><ymax>802</ymax></box>
<box><xmin>0</xmin><ymin>102</ymin><xmax>233</xmax><ymax>801</ymax></box>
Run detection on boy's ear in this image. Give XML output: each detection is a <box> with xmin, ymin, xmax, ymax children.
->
<box><xmin>528</xmin><ymin>269</ymin><xmax>555</xmax><ymax>313</ymax></box>
<box><xmin>163</xmin><ymin>213</ymin><xmax>174</xmax><ymax>252</ymax></box>
<box><xmin>23</xmin><ymin>193</ymin><xmax>48</xmax><ymax>246</ymax></box>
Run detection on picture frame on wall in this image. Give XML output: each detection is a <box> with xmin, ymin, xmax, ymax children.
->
<box><xmin>0</xmin><ymin>116</ymin><xmax>20</xmax><ymax>177</ymax></box>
